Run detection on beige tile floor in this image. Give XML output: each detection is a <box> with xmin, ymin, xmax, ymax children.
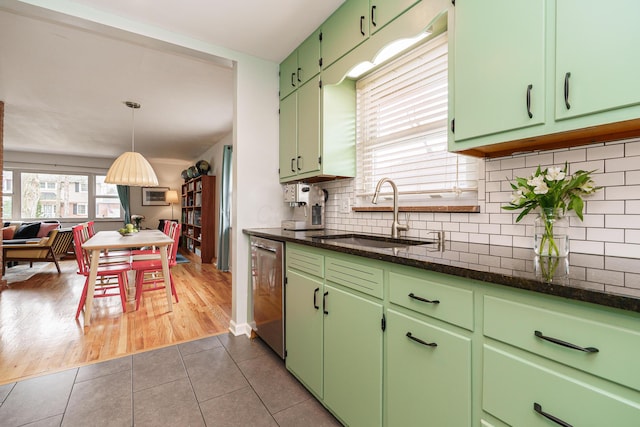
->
<box><xmin>0</xmin><ymin>334</ymin><xmax>342</xmax><ymax>427</ymax></box>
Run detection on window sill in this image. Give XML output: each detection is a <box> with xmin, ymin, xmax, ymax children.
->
<box><xmin>352</xmin><ymin>206</ymin><xmax>480</xmax><ymax>213</ymax></box>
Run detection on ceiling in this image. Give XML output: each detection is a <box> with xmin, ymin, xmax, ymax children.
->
<box><xmin>0</xmin><ymin>0</ymin><xmax>345</xmax><ymax>162</ymax></box>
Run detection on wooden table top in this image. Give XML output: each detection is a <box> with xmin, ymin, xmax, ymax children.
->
<box><xmin>82</xmin><ymin>229</ymin><xmax>173</xmax><ymax>250</ymax></box>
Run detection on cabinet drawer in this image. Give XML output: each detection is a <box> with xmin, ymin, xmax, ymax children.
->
<box><xmin>286</xmin><ymin>246</ymin><xmax>324</xmax><ymax>278</ymax></box>
<box><xmin>389</xmin><ymin>271</ymin><xmax>473</xmax><ymax>330</ymax></box>
<box><xmin>325</xmin><ymin>256</ymin><xmax>383</xmax><ymax>298</ymax></box>
<box><xmin>386</xmin><ymin>309</ymin><xmax>471</xmax><ymax>427</ymax></box>
<box><xmin>484</xmin><ymin>295</ymin><xmax>640</xmax><ymax>391</ymax></box>
<box><xmin>483</xmin><ymin>345</ymin><xmax>640</xmax><ymax>426</ymax></box>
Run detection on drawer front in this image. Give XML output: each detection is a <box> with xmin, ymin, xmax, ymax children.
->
<box><xmin>483</xmin><ymin>345</ymin><xmax>640</xmax><ymax>426</ymax></box>
<box><xmin>389</xmin><ymin>271</ymin><xmax>474</xmax><ymax>330</ymax></box>
<box><xmin>325</xmin><ymin>256</ymin><xmax>383</xmax><ymax>298</ymax></box>
<box><xmin>484</xmin><ymin>295</ymin><xmax>640</xmax><ymax>391</ymax></box>
<box><xmin>386</xmin><ymin>309</ymin><xmax>471</xmax><ymax>427</ymax></box>
<box><xmin>286</xmin><ymin>246</ymin><xmax>324</xmax><ymax>278</ymax></box>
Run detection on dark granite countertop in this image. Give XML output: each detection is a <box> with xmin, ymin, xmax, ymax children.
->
<box><xmin>244</xmin><ymin>228</ymin><xmax>640</xmax><ymax>314</ymax></box>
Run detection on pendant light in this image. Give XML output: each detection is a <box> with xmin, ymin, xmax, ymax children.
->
<box><xmin>105</xmin><ymin>101</ymin><xmax>159</xmax><ymax>186</ymax></box>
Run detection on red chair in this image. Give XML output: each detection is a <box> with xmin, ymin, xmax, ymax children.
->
<box><xmin>130</xmin><ymin>222</ymin><xmax>181</xmax><ymax>310</ymax></box>
<box><xmin>72</xmin><ymin>224</ymin><xmax>131</xmax><ymax>319</ymax></box>
<box><xmin>76</xmin><ymin>221</ymin><xmax>130</xmax><ymax>262</ymax></box>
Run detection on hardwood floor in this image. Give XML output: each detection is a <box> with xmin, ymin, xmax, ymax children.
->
<box><xmin>0</xmin><ymin>251</ymin><xmax>232</xmax><ymax>386</ymax></box>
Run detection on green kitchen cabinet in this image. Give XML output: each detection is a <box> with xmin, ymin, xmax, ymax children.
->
<box><xmin>321</xmin><ymin>0</ymin><xmax>370</xmax><ymax>70</ymax></box>
<box><xmin>285</xmin><ymin>269</ymin><xmax>324</xmax><ymax>397</ymax></box>
<box><xmin>555</xmin><ymin>0</ymin><xmax>640</xmax><ymax>121</ymax></box>
<box><xmin>284</xmin><ymin>246</ymin><xmax>325</xmax><ymax>397</ymax></box>
<box><xmin>369</xmin><ymin>0</ymin><xmax>420</xmax><ymax>35</ymax></box>
<box><xmin>323</xmin><ymin>283</ymin><xmax>383</xmax><ymax>427</ymax></box>
<box><xmin>279</xmin><ymin>77</ymin><xmax>321</xmax><ymax>181</ymax></box>
<box><xmin>280</xmin><ymin>29</ymin><xmax>321</xmax><ymax>100</ymax></box>
<box><xmin>451</xmin><ymin>0</ymin><xmax>640</xmax><ymax>156</ymax></box>
<box><xmin>279</xmin><ymin>78</ymin><xmax>356</xmax><ymax>183</ymax></box>
<box><xmin>453</xmin><ymin>0</ymin><xmax>545</xmax><ymax>142</ymax></box>
<box><xmin>385</xmin><ymin>309</ymin><xmax>471</xmax><ymax>427</ymax></box>
<box><xmin>484</xmin><ymin>345</ymin><xmax>640</xmax><ymax>426</ymax></box>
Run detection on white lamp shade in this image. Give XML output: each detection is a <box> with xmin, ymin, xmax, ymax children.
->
<box><xmin>105</xmin><ymin>151</ymin><xmax>159</xmax><ymax>186</ymax></box>
<box><xmin>165</xmin><ymin>190</ymin><xmax>179</xmax><ymax>204</ymax></box>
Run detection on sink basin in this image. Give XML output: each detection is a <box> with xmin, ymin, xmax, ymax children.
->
<box><xmin>312</xmin><ymin>234</ymin><xmax>437</xmax><ymax>249</ymax></box>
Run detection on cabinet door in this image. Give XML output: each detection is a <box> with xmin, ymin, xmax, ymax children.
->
<box><xmin>386</xmin><ymin>309</ymin><xmax>471</xmax><ymax>427</ymax></box>
<box><xmin>369</xmin><ymin>0</ymin><xmax>419</xmax><ymax>34</ymax></box>
<box><xmin>555</xmin><ymin>0</ymin><xmax>640</xmax><ymax>120</ymax></box>
<box><xmin>279</xmin><ymin>93</ymin><xmax>298</xmax><ymax>180</ymax></box>
<box><xmin>323</xmin><ymin>284</ymin><xmax>383</xmax><ymax>427</ymax></box>
<box><xmin>322</xmin><ymin>0</ymin><xmax>370</xmax><ymax>70</ymax></box>
<box><xmin>280</xmin><ymin>50</ymin><xmax>298</xmax><ymax>100</ymax></box>
<box><xmin>297</xmin><ymin>29</ymin><xmax>321</xmax><ymax>86</ymax></box>
<box><xmin>297</xmin><ymin>78</ymin><xmax>321</xmax><ymax>175</ymax></box>
<box><xmin>285</xmin><ymin>269</ymin><xmax>324</xmax><ymax>397</ymax></box>
<box><xmin>454</xmin><ymin>0</ymin><xmax>545</xmax><ymax>141</ymax></box>
<box><xmin>484</xmin><ymin>345</ymin><xmax>640</xmax><ymax>426</ymax></box>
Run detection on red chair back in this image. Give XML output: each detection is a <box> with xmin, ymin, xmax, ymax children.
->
<box><xmin>72</xmin><ymin>224</ymin><xmax>92</xmax><ymax>275</ymax></box>
<box><xmin>167</xmin><ymin>222</ymin><xmax>182</xmax><ymax>263</ymax></box>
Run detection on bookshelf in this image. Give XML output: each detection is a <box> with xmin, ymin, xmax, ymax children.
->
<box><xmin>181</xmin><ymin>175</ymin><xmax>216</xmax><ymax>263</ymax></box>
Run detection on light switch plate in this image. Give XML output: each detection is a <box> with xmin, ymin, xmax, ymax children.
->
<box><xmin>340</xmin><ymin>198</ymin><xmax>350</xmax><ymax>214</ymax></box>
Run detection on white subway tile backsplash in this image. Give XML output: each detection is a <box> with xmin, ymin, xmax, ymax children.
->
<box><xmin>587</xmin><ymin>144</ymin><xmax>624</xmax><ymax>160</ymax></box>
<box><xmin>555</xmin><ymin>148</ymin><xmax>586</xmax><ymax>164</ymax></box>
<box><xmin>606</xmin><ymin>156</ymin><xmax>640</xmax><ymax>172</ymax></box>
<box><xmin>320</xmin><ymin>139</ymin><xmax>640</xmax><ymax>298</ymax></box>
<box><xmin>586</xmin><ymin>201</ymin><xmax>625</xmax><ymax>215</ymax></box>
<box><xmin>605</xmin><ymin>242</ymin><xmax>640</xmax><ymax>258</ymax></box>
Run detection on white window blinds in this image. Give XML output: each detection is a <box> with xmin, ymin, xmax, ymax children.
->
<box><xmin>356</xmin><ymin>32</ymin><xmax>478</xmax><ymax>204</ymax></box>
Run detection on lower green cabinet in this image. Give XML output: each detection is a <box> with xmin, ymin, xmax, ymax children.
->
<box><xmin>385</xmin><ymin>309</ymin><xmax>471</xmax><ymax>426</ymax></box>
<box><xmin>285</xmin><ymin>269</ymin><xmax>324</xmax><ymax>397</ymax></box>
<box><xmin>484</xmin><ymin>345</ymin><xmax>640</xmax><ymax>426</ymax></box>
<box><xmin>324</xmin><ymin>284</ymin><xmax>383</xmax><ymax>427</ymax></box>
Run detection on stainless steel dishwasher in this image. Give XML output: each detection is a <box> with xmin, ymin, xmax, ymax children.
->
<box><xmin>250</xmin><ymin>236</ymin><xmax>285</xmax><ymax>358</ymax></box>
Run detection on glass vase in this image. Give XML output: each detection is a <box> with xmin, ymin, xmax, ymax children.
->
<box><xmin>534</xmin><ymin>208</ymin><xmax>569</xmax><ymax>257</ymax></box>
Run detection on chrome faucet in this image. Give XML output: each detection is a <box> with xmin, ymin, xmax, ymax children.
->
<box><xmin>371</xmin><ymin>178</ymin><xmax>409</xmax><ymax>238</ymax></box>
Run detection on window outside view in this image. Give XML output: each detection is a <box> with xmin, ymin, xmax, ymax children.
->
<box><xmin>21</xmin><ymin>173</ymin><xmax>88</xmax><ymax>219</ymax></box>
<box><xmin>95</xmin><ymin>175</ymin><xmax>121</xmax><ymax>219</ymax></box>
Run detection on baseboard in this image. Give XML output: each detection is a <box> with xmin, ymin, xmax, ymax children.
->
<box><xmin>228</xmin><ymin>320</ymin><xmax>252</xmax><ymax>337</ymax></box>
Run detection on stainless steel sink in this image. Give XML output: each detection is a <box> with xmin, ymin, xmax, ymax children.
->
<box><xmin>312</xmin><ymin>233</ymin><xmax>438</xmax><ymax>249</ymax></box>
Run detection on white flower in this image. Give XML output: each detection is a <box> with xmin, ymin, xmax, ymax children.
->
<box><xmin>533</xmin><ymin>181</ymin><xmax>549</xmax><ymax>195</ymax></box>
<box><xmin>510</xmin><ymin>189</ymin><xmax>525</xmax><ymax>205</ymax></box>
<box><xmin>580</xmin><ymin>180</ymin><xmax>595</xmax><ymax>193</ymax></box>
<box><xmin>527</xmin><ymin>175</ymin><xmax>545</xmax><ymax>188</ymax></box>
<box><xmin>545</xmin><ymin>166</ymin><xmax>566</xmax><ymax>181</ymax></box>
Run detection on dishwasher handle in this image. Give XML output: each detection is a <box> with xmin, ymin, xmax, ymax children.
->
<box><xmin>253</xmin><ymin>243</ymin><xmax>277</xmax><ymax>253</ymax></box>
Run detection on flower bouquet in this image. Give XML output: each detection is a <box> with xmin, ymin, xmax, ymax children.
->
<box><xmin>502</xmin><ymin>163</ymin><xmax>599</xmax><ymax>257</ymax></box>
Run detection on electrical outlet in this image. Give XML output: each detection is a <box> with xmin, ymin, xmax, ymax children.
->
<box><xmin>340</xmin><ymin>198</ymin><xmax>350</xmax><ymax>214</ymax></box>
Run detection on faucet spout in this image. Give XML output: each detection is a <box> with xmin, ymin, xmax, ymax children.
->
<box><xmin>371</xmin><ymin>178</ymin><xmax>409</xmax><ymax>238</ymax></box>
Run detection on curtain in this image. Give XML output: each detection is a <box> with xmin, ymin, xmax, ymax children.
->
<box><xmin>217</xmin><ymin>145</ymin><xmax>232</xmax><ymax>272</ymax></box>
<box><xmin>117</xmin><ymin>185</ymin><xmax>131</xmax><ymax>225</ymax></box>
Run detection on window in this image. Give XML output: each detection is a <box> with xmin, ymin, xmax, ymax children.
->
<box><xmin>95</xmin><ymin>175</ymin><xmax>121</xmax><ymax>219</ymax></box>
<box><xmin>356</xmin><ymin>32</ymin><xmax>478</xmax><ymax>205</ymax></box>
<box><xmin>2</xmin><ymin>171</ymin><xmax>13</xmax><ymax>220</ymax></box>
<box><xmin>21</xmin><ymin>173</ymin><xmax>89</xmax><ymax>219</ymax></box>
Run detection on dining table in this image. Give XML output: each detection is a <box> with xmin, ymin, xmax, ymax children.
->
<box><xmin>80</xmin><ymin>229</ymin><xmax>174</xmax><ymax>327</ymax></box>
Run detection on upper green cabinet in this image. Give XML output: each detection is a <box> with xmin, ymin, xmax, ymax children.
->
<box><xmin>321</xmin><ymin>0</ymin><xmax>370</xmax><ymax>70</ymax></box>
<box><xmin>453</xmin><ymin>0</ymin><xmax>545</xmax><ymax>141</ymax></box>
<box><xmin>279</xmin><ymin>79</ymin><xmax>356</xmax><ymax>183</ymax></box>
<box><xmin>555</xmin><ymin>0</ymin><xmax>640</xmax><ymax>121</ymax></box>
<box><xmin>279</xmin><ymin>29</ymin><xmax>321</xmax><ymax>100</ymax></box>
<box><xmin>279</xmin><ymin>77</ymin><xmax>321</xmax><ymax>181</ymax></box>
<box><xmin>369</xmin><ymin>0</ymin><xmax>420</xmax><ymax>35</ymax></box>
<box><xmin>451</xmin><ymin>0</ymin><xmax>640</xmax><ymax>157</ymax></box>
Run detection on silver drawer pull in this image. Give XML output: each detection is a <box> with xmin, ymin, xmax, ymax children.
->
<box><xmin>534</xmin><ymin>330</ymin><xmax>599</xmax><ymax>353</ymax></box>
